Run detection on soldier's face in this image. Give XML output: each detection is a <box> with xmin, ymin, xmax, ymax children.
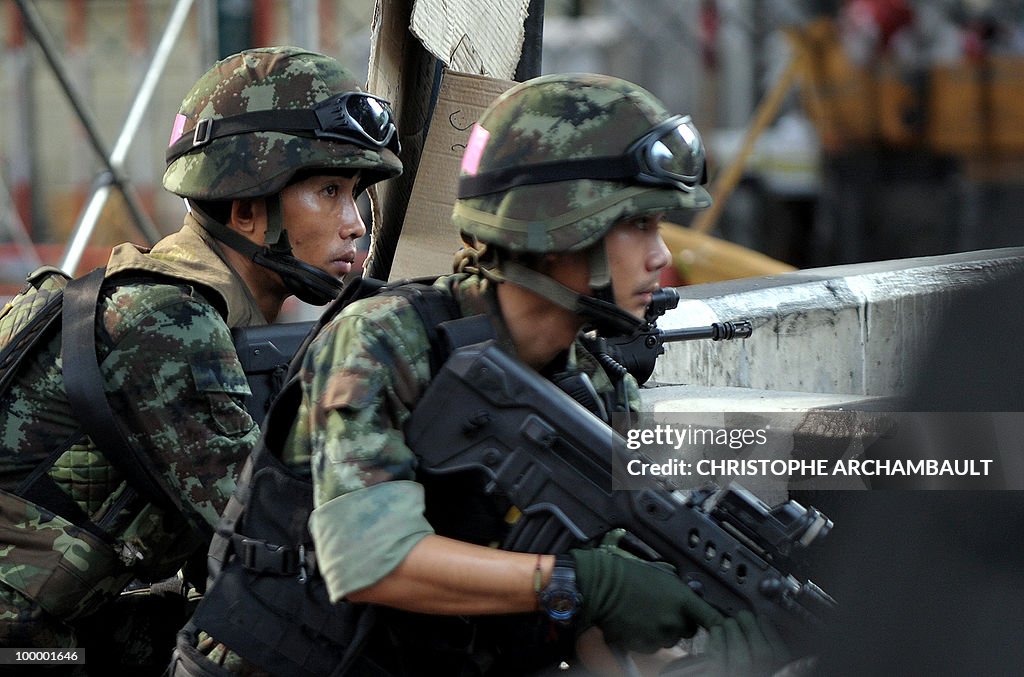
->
<box><xmin>605</xmin><ymin>212</ymin><xmax>671</xmax><ymax>319</ymax></box>
<box><xmin>278</xmin><ymin>172</ymin><xmax>366</xmax><ymax>278</ymax></box>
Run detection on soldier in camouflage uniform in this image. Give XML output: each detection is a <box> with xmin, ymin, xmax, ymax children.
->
<box><xmin>0</xmin><ymin>45</ymin><xmax>401</xmax><ymax>672</ymax></box>
<box><xmin>178</xmin><ymin>73</ymin><xmax>787</xmax><ymax>676</ymax></box>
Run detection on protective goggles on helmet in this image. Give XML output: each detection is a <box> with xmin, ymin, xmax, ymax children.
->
<box><xmin>166</xmin><ymin>91</ymin><xmax>400</xmax><ymax>165</ymax></box>
<box><xmin>457</xmin><ymin>114</ymin><xmax>706</xmax><ymax>199</ymax></box>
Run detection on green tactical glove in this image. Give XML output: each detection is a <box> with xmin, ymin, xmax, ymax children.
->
<box><xmin>570</xmin><ymin>547</ymin><xmax>723</xmax><ymax>653</ymax></box>
<box><xmin>705</xmin><ymin>611</ymin><xmax>792</xmax><ymax>677</ymax></box>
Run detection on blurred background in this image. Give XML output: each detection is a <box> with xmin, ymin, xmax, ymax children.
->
<box><xmin>3</xmin><ymin>0</ymin><xmax>1024</xmax><ymax>312</ymax></box>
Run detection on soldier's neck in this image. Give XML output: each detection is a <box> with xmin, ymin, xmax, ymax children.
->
<box><xmin>498</xmin><ymin>282</ymin><xmax>581</xmax><ymax>371</ymax></box>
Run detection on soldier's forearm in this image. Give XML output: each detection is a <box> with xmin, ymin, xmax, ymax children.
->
<box><xmin>346</xmin><ymin>534</ymin><xmax>555</xmax><ymax>616</ymax></box>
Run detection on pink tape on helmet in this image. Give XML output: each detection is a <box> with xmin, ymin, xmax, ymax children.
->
<box><xmin>460</xmin><ymin>124</ymin><xmax>490</xmax><ymax>176</ymax></box>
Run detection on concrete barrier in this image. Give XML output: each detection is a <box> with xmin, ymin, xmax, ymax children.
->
<box><xmin>643</xmin><ymin>247</ymin><xmax>1024</xmax><ymax>408</ymax></box>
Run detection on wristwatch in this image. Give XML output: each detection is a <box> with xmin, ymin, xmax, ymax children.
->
<box><xmin>538</xmin><ymin>554</ymin><xmax>583</xmax><ymax>625</ymax></box>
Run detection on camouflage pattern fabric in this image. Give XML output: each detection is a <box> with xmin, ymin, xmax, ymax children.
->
<box><xmin>162</xmin><ymin>46</ymin><xmax>402</xmax><ymax>201</ymax></box>
<box><xmin>283</xmin><ymin>272</ymin><xmax>638</xmax><ymax>598</ymax></box>
<box><xmin>0</xmin><ymin>222</ymin><xmax>262</xmax><ymax>648</ymax></box>
<box><xmin>452</xmin><ymin>73</ymin><xmax>712</xmax><ymax>254</ymax></box>
<box><xmin>0</xmin><ymin>267</ymin><xmax>68</xmax><ymax>353</ymax></box>
<box><xmin>190</xmin><ymin>272</ymin><xmax>638</xmax><ymax>675</ymax></box>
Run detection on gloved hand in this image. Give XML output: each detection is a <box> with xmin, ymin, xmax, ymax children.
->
<box><xmin>570</xmin><ymin>547</ymin><xmax>723</xmax><ymax>654</ymax></box>
<box><xmin>705</xmin><ymin>611</ymin><xmax>791</xmax><ymax>677</ymax></box>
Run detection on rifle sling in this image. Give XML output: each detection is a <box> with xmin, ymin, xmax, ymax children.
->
<box><xmin>61</xmin><ymin>268</ymin><xmax>176</xmax><ymax>512</ymax></box>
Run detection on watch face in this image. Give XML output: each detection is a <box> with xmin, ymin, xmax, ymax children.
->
<box><xmin>548</xmin><ymin>593</ymin><xmax>576</xmax><ymax>615</ymax></box>
<box><xmin>541</xmin><ymin>561</ymin><xmax>582</xmax><ymax>624</ymax></box>
<box><xmin>542</xmin><ymin>588</ymin><xmax>582</xmax><ymax>622</ymax></box>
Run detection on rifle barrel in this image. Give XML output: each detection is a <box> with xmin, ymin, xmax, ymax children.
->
<box><xmin>661</xmin><ymin>320</ymin><xmax>752</xmax><ymax>343</ymax></box>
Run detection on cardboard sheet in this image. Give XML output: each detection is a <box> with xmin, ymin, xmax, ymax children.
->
<box><xmin>410</xmin><ymin>0</ymin><xmax>531</xmax><ymax>78</ymax></box>
<box><xmin>391</xmin><ymin>69</ymin><xmax>515</xmax><ymax>279</ymax></box>
<box><xmin>365</xmin><ymin>0</ymin><xmax>440</xmax><ymax>279</ymax></box>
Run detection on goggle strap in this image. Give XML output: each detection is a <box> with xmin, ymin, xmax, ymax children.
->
<box><xmin>452</xmin><ymin>185</ymin><xmax>655</xmax><ymax>232</ymax></box>
<box><xmin>167</xmin><ymin>109</ymin><xmax>318</xmax><ymax>163</ymax></box>
<box><xmin>458</xmin><ymin>114</ymin><xmax>704</xmax><ymax>200</ymax></box>
<box><xmin>166</xmin><ymin>106</ymin><xmax>398</xmax><ymax>165</ymax></box>
<box><xmin>458</xmin><ymin>156</ymin><xmax>641</xmax><ymax>199</ymax></box>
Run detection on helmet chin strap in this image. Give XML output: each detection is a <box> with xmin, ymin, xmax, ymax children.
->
<box><xmin>581</xmin><ymin>240</ymin><xmax>645</xmax><ymax>336</ymax></box>
<box><xmin>499</xmin><ymin>240</ymin><xmax>644</xmax><ymax>337</ymax></box>
<box><xmin>187</xmin><ymin>197</ymin><xmax>343</xmax><ymax>306</ymax></box>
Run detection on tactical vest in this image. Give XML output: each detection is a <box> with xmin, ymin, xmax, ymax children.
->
<box><xmin>172</xmin><ymin>278</ymin><xmax>500</xmax><ymax>677</ymax></box>
<box><xmin>0</xmin><ymin>268</ymin><xmax>201</xmax><ymax>623</ymax></box>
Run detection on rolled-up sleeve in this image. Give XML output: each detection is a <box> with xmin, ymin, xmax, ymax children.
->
<box><xmin>288</xmin><ymin>295</ymin><xmax>436</xmax><ymax>598</ymax></box>
<box><xmin>310</xmin><ymin>480</ymin><xmax>434</xmax><ymax>600</ymax></box>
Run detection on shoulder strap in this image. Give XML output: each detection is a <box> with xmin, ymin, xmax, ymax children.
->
<box><xmin>209</xmin><ymin>277</ymin><xmax>490</xmax><ymax>569</ymax></box>
<box><xmin>208</xmin><ymin>276</ymin><xmax>390</xmax><ymax>579</ymax></box>
<box><xmin>61</xmin><ymin>268</ymin><xmax>176</xmax><ymax>512</ymax></box>
<box><xmin>383</xmin><ymin>282</ymin><xmax>460</xmax><ymax>375</ymax></box>
<box><xmin>281</xmin><ymin>276</ymin><xmax>387</xmax><ymax>384</ymax></box>
<box><xmin>381</xmin><ymin>278</ymin><xmax>494</xmax><ymax>374</ymax></box>
<box><xmin>286</xmin><ymin>275</ymin><xmax>491</xmax><ymax>383</ymax></box>
<box><xmin>5</xmin><ymin>268</ymin><xmax>115</xmax><ymax>540</ymax></box>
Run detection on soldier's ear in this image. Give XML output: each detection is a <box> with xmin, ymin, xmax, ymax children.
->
<box><xmin>228</xmin><ymin>198</ymin><xmax>265</xmax><ymax>238</ymax></box>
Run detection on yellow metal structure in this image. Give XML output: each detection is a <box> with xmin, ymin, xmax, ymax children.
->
<box><xmin>662</xmin><ymin>222</ymin><xmax>796</xmax><ymax>285</ymax></box>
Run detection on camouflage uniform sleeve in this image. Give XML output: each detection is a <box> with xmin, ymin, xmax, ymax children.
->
<box><xmin>100</xmin><ymin>284</ymin><xmax>257</xmax><ymax>533</ymax></box>
<box><xmin>293</xmin><ymin>295</ymin><xmax>436</xmax><ymax>600</ymax></box>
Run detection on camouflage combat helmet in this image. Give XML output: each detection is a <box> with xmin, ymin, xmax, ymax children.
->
<box><xmin>162</xmin><ymin>46</ymin><xmax>403</xmax><ymax>305</ymax></box>
<box><xmin>452</xmin><ymin>73</ymin><xmax>710</xmax><ymax>335</ymax></box>
<box><xmin>164</xmin><ymin>46</ymin><xmax>401</xmax><ymax>199</ymax></box>
<box><xmin>452</xmin><ymin>72</ymin><xmax>710</xmax><ymax>254</ymax></box>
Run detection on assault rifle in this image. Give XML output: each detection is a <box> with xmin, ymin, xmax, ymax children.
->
<box><xmin>599</xmin><ymin>288</ymin><xmax>752</xmax><ymax>385</ymax></box>
<box><xmin>231</xmin><ymin>286</ymin><xmax>751</xmax><ymax>418</ymax></box>
<box><xmin>405</xmin><ymin>341</ymin><xmax>836</xmax><ymax>641</ymax></box>
<box><xmin>232</xmin><ymin>321</ymin><xmax>314</xmax><ymax>421</ymax></box>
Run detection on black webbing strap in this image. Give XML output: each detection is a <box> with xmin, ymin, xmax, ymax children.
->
<box><xmin>61</xmin><ymin>268</ymin><xmax>176</xmax><ymax>512</ymax></box>
<box><xmin>15</xmin><ymin>441</ymin><xmax>113</xmax><ymax>542</ymax></box>
<box><xmin>165</xmin><ymin>109</ymin><xmax>322</xmax><ymax>164</ymax></box>
<box><xmin>456</xmin><ymin>155</ymin><xmax>638</xmax><ymax>198</ymax></box>
<box><xmin>386</xmin><ymin>283</ymin><xmax>463</xmax><ymax>376</ymax></box>
<box><xmin>281</xmin><ymin>276</ymin><xmax>387</xmax><ymax>384</ymax></box>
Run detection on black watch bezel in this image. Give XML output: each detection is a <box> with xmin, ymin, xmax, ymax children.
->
<box><xmin>538</xmin><ymin>554</ymin><xmax>583</xmax><ymax>624</ymax></box>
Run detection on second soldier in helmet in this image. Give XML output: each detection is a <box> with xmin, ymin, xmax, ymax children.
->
<box><xmin>0</xmin><ymin>46</ymin><xmax>400</xmax><ymax>674</ymax></box>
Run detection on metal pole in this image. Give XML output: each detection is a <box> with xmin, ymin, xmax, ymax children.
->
<box><xmin>14</xmin><ymin>0</ymin><xmax>164</xmax><ymax>264</ymax></box>
<box><xmin>58</xmin><ymin>0</ymin><xmax>196</xmax><ymax>273</ymax></box>
<box><xmin>197</xmin><ymin>0</ymin><xmax>220</xmax><ymax>67</ymax></box>
<box><xmin>112</xmin><ymin>2</ymin><xmax>193</xmax><ymax>170</ymax></box>
<box><xmin>514</xmin><ymin>0</ymin><xmax>544</xmax><ymax>81</ymax></box>
<box><xmin>290</xmin><ymin>0</ymin><xmax>319</xmax><ymax>51</ymax></box>
<box><xmin>689</xmin><ymin>46</ymin><xmax>803</xmax><ymax>235</ymax></box>
<box><xmin>0</xmin><ymin>164</ymin><xmax>43</xmax><ymax>269</ymax></box>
